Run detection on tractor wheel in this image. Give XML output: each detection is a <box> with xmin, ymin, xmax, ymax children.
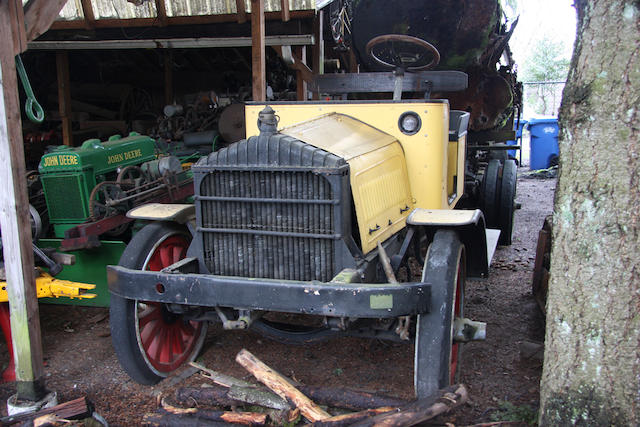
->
<box><xmin>498</xmin><ymin>159</ymin><xmax>517</xmax><ymax>245</ymax></box>
<box><xmin>481</xmin><ymin>159</ymin><xmax>501</xmax><ymax>228</ymax></box>
<box><xmin>414</xmin><ymin>230</ymin><xmax>465</xmax><ymax>398</ymax></box>
<box><xmin>110</xmin><ymin>222</ymin><xmax>207</xmax><ymax>385</ymax></box>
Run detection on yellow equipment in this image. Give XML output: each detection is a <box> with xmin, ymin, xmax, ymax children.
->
<box><xmin>0</xmin><ymin>270</ymin><xmax>96</xmax><ymax>302</ymax></box>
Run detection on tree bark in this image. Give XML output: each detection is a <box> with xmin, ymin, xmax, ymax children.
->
<box><xmin>539</xmin><ymin>0</ymin><xmax>640</xmax><ymax>425</ymax></box>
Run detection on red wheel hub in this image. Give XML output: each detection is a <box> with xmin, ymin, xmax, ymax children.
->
<box><xmin>137</xmin><ymin>235</ymin><xmax>204</xmax><ymax>373</ymax></box>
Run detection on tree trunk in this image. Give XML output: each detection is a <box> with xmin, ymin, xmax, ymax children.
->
<box><xmin>539</xmin><ymin>1</ymin><xmax>640</xmax><ymax>425</ymax></box>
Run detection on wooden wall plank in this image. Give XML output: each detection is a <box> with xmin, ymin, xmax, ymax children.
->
<box><xmin>24</xmin><ymin>0</ymin><xmax>68</xmax><ymax>42</ymax></box>
<box><xmin>9</xmin><ymin>0</ymin><xmax>27</xmax><ymax>55</ymax></box>
<box><xmin>49</xmin><ymin>10</ymin><xmax>315</xmax><ymax>30</ymax></box>
<box><xmin>0</xmin><ymin>2</ymin><xmax>45</xmax><ymax>399</ymax></box>
<box><xmin>251</xmin><ymin>0</ymin><xmax>266</xmax><ymax>102</ymax></box>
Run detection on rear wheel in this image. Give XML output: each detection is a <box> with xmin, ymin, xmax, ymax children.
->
<box><xmin>481</xmin><ymin>159</ymin><xmax>501</xmax><ymax>228</ymax></box>
<box><xmin>110</xmin><ymin>222</ymin><xmax>207</xmax><ymax>384</ymax></box>
<box><xmin>498</xmin><ymin>159</ymin><xmax>517</xmax><ymax>245</ymax></box>
<box><xmin>414</xmin><ymin>230</ymin><xmax>465</xmax><ymax>398</ymax></box>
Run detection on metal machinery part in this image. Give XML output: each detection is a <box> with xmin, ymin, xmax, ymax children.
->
<box><xmin>38</xmin><ymin>133</ymin><xmax>194</xmax><ymax>249</ymax></box>
<box><xmin>365</xmin><ymin>34</ymin><xmax>441</xmax><ymax>71</ymax></box>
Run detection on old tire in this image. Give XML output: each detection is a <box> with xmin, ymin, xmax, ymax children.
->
<box><xmin>498</xmin><ymin>159</ymin><xmax>517</xmax><ymax>245</ymax></box>
<box><xmin>110</xmin><ymin>222</ymin><xmax>207</xmax><ymax>385</ymax></box>
<box><xmin>251</xmin><ymin>317</ymin><xmax>337</xmax><ymax>345</ymax></box>
<box><xmin>414</xmin><ymin>229</ymin><xmax>465</xmax><ymax>398</ymax></box>
<box><xmin>481</xmin><ymin>159</ymin><xmax>501</xmax><ymax>228</ymax></box>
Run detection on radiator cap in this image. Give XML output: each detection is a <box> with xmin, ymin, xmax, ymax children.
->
<box><xmin>257</xmin><ymin>105</ymin><xmax>279</xmax><ymax>135</ymax></box>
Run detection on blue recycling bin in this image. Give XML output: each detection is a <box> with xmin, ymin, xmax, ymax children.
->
<box><xmin>527</xmin><ymin>117</ymin><xmax>559</xmax><ymax>170</ymax></box>
<box><xmin>506</xmin><ymin>119</ymin><xmax>528</xmax><ymax>160</ymax></box>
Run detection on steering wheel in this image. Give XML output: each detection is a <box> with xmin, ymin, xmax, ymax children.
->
<box><xmin>365</xmin><ymin>34</ymin><xmax>440</xmax><ymax>71</ymax></box>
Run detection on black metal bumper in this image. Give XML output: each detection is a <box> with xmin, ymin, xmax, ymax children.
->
<box><xmin>107</xmin><ymin>266</ymin><xmax>431</xmax><ymax>318</ymax></box>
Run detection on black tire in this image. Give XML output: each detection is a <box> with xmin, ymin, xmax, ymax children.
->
<box><xmin>110</xmin><ymin>221</ymin><xmax>207</xmax><ymax>385</ymax></box>
<box><xmin>481</xmin><ymin>159</ymin><xmax>501</xmax><ymax>228</ymax></box>
<box><xmin>498</xmin><ymin>159</ymin><xmax>517</xmax><ymax>245</ymax></box>
<box><xmin>414</xmin><ymin>230</ymin><xmax>465</xmax><ymax>398</ymax></box>
<box><xmin>251</xmin><ymin>317</ymin><xmax>338</xmax><ymax>345</ymax></box>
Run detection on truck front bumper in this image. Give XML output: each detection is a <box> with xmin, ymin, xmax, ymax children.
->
<box><xmin>107</xmin><ymin>264</ymin><xmax>431</xmax><ymax>318</ymax></box>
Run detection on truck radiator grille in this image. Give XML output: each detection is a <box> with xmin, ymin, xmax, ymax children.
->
<box><xmin>198</xmin><ymin>170</ymin><xmax>337</xmax><ymax>281</ymax></box>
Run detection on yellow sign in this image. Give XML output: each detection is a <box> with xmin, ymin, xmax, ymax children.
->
<box><xmin>42</xmin><ymin>154</ymin><xmax>79</xmax><ymax>167</ymax></box>
<box><xmin>107</xmin><ymin>148</ymin><xmax>142</xmax><ymax>165</ymax></box>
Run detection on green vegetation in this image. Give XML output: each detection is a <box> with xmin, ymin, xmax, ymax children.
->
<box><xmin>490</xmin><ymin>400</ymin><xmax>538</xmax><ymax>425</ymax></box>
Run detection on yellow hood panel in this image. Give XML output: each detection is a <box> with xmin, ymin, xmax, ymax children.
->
<box><xmin>282</xmin><ymin>113</ymin><xmax>413</xmax><ymax>255</ymax></box>
<box><xmin>281</xmin><ymin>113</ymin><xmax>398</xmax><ymax>161</ymax></box>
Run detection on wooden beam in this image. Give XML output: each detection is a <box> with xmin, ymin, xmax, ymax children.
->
<box><xmin>79</xmin><ymin>0</ymin><xmax>96</xmax><ymax>29</ymax></box>
<box><xmin>155</xmin><ymin>0</ymin><xmax>168</xmax><ymax>27</ymax></box>
<box><xmin>28</xmin><ymin>35</ymin><xmax>314</xmax><ymax>50</ymax></box>
<box><xmin>251</xmin><ymin>0</ymin><xmax>266</xmax><ymax>102</ymax></box>
<box><xmin>56</xmin><ymin>51</ymin><xmax>73</xmax><ymax>146</ymax></box>
<box><xmin>280</xmin><ymin>0</ymin><xmax>290</xmax><ymax>22</ymax></box>
<box><xmin>164</xmin><ymin>50</ymin><xmax>174</xmax><ymax>105</ymax></box>
<box><xmin>48</xmin><ymin>10</ymin><xmax>315</xmax><ymax>30</ymax></box>
<box><xmin>312</xmin><ymin>10</ymin><xmax>324</xmax><ymax>75</ymax></box>
<box><xmin>0</xmin><ymin>2</ymin><xmax>45</xmax><ymax>401</ymax></box>
<box><xmin>8</xmin><ymin>0</ymin><xmax>27</xmax><ymax>55</ymax></box>
<box><xmin>235</xmin><ymin>0</ymin><xmax>247</xmax><ymax>24</ymax></box>
<box><xmin>294</xmin><ymin>46</ymin><xmax>307</xmax><ymax>101</ymax></box>
<box><xmin>24</xmin><ymin>0</ymin><xmax>68</xmax><ymax>42</ymax></box>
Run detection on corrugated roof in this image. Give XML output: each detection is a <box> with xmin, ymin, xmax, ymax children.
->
<box><xmin>51</xmin><ymin>0</ymin><xmax>315</xmax><ymax>21</ymax></box>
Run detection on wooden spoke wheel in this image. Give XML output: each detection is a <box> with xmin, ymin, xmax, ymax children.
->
<box><xmin>110</xmin><ymin>222</ymin><xmax>207</xmax><ymax>384</ymax></box>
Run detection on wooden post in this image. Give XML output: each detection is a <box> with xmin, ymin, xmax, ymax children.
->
<box><xmin>295</xmin><ymin>46</ymin><xmax>307</xmax><ymax>101</ymax></box>
<box><xmin>163</xmin><ymin>49</ymin><xmax>174</xmax><ymax>106</ymax></box>
<box><xmin>280</xmin><ymin>0</ymin><xmax>290</xmax><ymax>22</ymax></box>
<box><xmin>155</xmin><ymin>0</ymin><xmax>168</xmax><ymax>27</ymax></box>
<box><xmin>312</xmin><ymin>10</ymin><xmax>324</xmax><ymax>75</ymax></box>
<box><xmin>251</xmin><ymin>0</ymin><xmax>266</xmax><ymax>102</ymax></box>
<box><xmin>235</xmin><ymin>0</ymin><xmax>247</xmax><ymax>24</ymax></box>
<box><xmin>79</xmin><ymin>0</ymin><xmax>95</xmax><ymax>29</ymax></box>
<box><xmin>0</xmin><ymin>2</ymin><xmax>46</xmax><ymax>401</ymax></box>
<box><xmin>56</xmin><ymin>51</ymin><xmax>73</xmax><ymax>146</ymax></box>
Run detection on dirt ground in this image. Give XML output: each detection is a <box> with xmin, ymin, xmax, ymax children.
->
<box><xmin>0</xmin><ymin>172</ymin><xmax>556</xmax><ymax>426</ymax></box>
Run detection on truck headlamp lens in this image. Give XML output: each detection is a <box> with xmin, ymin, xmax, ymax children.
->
<box><xmin>399</xmin><ymin>112</ymin><xmax>421</xmax><ymax>135</ymax></box>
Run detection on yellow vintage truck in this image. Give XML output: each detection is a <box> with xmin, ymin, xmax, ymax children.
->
<box><xmin>107</xmin><ymin>36</ymin><xmax>514</xmax><ymax>398</ymax></box>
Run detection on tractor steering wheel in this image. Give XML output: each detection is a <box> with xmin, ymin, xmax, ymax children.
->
<box><xmin>365</xmin><ymin>34</ymin><xmax>440</xmax><ymax>71</ymax></box>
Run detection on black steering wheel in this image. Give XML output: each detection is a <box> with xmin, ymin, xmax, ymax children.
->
<box><xmin>365</xmin><ymin>34</ymin><xmax>440</xmax><ymax>71</ymax></box>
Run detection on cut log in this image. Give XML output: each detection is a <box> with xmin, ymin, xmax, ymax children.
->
<box><xmin>175</xmin><ymin>384</ymin><xmax>290</xmax><ymax>411</ymax></box>
<box><xmin>308</xmin><ymin>407</ymin><xmax>396</xmax><ymax>427</ymax></box>
<box><xmin>190</xmin><ymin>362</ymin><xmax>256</xmax><ymax>388</ymax></box>
<box><xmin>350</xmin><ymin>384</ymin><xmax>468</xmax><ymax>427</ymax></box>
<box><xmin>227</xmin><ymin>385</ymin><xmax>291</xmax><ymax>410</ymax></box>
<box><xmin>0</xmin><ymin>397</ymin><xmax>91</xmax><ymax>425</ymax></box>
<box><xmin>235</xmin><ymin>349</ymin><xmax>330</xmax><ymax>422</ymax></box>
<box><xmin>146</xmin><ymin>407</ymin><xmax>268</xmax><ymax>426</ymax></box>
<box><xmin>175</xmin><ymin>385</ymin><xmax>245</xmax><ymax>408</ymax></box>
<box><xmin>297</xmin><ymin>385</ymin><xmax>409</xmax><ymax>411</ymax></box>
<box><xmin>142</xmin><ymin>412</ymin><xmax>234</xmax><ymax>426</ymax></box>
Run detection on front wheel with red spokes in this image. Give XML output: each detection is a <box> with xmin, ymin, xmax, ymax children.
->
<box><xmin>110</xmin><ymin>222</ymin><xmax>207</xmax><ymax>385</ymax></box>
<box><xmin>414</xmin><ymin>229</ymin><xmax>465</xmax><ymax>398</ymax></box>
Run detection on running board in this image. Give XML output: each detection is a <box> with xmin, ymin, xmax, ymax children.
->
<box><xmin>486</xmin><ymin>229</ymin><xmax>501</xmax><ymax>267</ymax></box>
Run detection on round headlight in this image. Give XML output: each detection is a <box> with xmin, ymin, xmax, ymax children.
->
<box><xmin>399</xmin><ymin>112</ymin><xmax>421</xmax><ymax>135</ymax></box>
